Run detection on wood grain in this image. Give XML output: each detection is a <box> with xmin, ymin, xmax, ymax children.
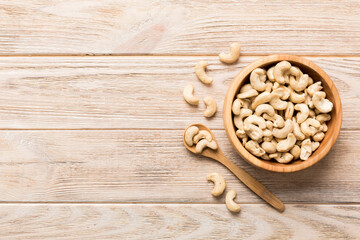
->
<box><xmin>0</xmin><ymin>56</ymin><xmax>358</xmax><ymax>129</ymax></box>
<box><xmin>0</xmin><ymin>1</ymin><xmax>360</xmax><ymax>55</ymax></box>
<box><xmin>0</xmin><ymin>204</ymin><xmax>358</xmax><ymax>239</ymax></box>
<box><xmin>0</xmin><ymin>129</ymin><xmax>358</xmax><ymax>203</ymax></box>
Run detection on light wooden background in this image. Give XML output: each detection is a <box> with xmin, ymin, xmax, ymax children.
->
<box><xmin>0</xmin><ymin>0</ymin><xmax>359</xmax><ymax>239</ymax></box>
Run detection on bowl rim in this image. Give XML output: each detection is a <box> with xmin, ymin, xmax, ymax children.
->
<box><xmin>223</xmin><ymin>54</ymin><xmax>342</xmax><ymax>173</ymax></box>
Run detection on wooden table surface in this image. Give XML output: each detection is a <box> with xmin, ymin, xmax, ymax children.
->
<box><xmin>0</xmin><ymin>1</ymin><xmax>359</xmax><ymax>239</ymax></box>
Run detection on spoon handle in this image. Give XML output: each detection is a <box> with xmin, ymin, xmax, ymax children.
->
<box><xmin>216</xmin><ymin>153</ymin><xmax>285</xmax><ymax>212</ymax></box>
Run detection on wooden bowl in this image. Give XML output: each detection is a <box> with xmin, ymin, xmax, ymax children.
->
<box><xmin>223</xmin><ymin>55</ymin><xmax>342</xmax><ymax>173</ymax></box>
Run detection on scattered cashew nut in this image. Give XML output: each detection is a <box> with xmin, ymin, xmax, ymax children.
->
<box><xmin>225</xmin><ymin>190</ymin><xmax>241</xmax><ymax>213</ymax></box>
<box><xmin>183</xmin><ymin>84</ymin><xmax>199</xmax><ymax>105</ymax></box>
<box><xmin>219</xmin><ymin>42</ymin><xmax>241</xmax><ymax>64</ymax></box>
<box><xmin>203</xmin><ymin>96</ymin><xmax>217</xmax><ymax>117</ymax></box>
<box><xmin>206</xmin><ymin>173</ymin><xmax>226</xmax><ymax>197</ymax></box>
<box><xmin>195</xmin><ymin>61</ymin><xmax>213</xmax><ymax>85</ymax></box>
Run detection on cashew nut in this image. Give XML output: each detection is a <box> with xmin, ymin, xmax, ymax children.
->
<box><xmin>309</xmin><ymin>109</ymin><xmax>315</xmax><ymax>118</ymax></box>
<box><xmin>289</xmin><ymin>91</ymin><xmax>306</xmax><ymax>103</ymax></box>
<box><xmin>316</xmin><ymin>114</ymin><xmax>331</xmax><ymax>123</ymax></box>
<box><xmin>262</xmin><ymin>141</ymin><xmax>277</xmax><ymax>153</ymax></box>
<box><xmin>307</xmin><ymin>82</ymin><xmax>322</xmax><ymax>97</ymax></box>
<box><xmin>261</xmin><ymin>153</ymin><xmax>271</xmax><ymax>160</ymax></box>
<box><xmin>273</xmin><ymin>87</ymin><xmax>291</xmax><ymax>100</ymax></box>
<box><xmin>308</xmin><ymin>76</ymin><xmax>314</xmax><ymax>86</ymax></box>
<box><xmin>196</xmin><ymin>139</ymin><xmax>218</xmax><ymax>153</ymax></box>
<box><xmin>244</xmin><ymin>115</ymin><xmax>266</xmax><ymax>129</ymax></box>
<box><xmin>312</xmin><ymin>91</ymin><xmax>333</xmax><ymax>113</ymax></box>
<box><xmin>236</xmin><ymin>129</ymin><xmax>247</xmax><ymax>139</ymax></box>
<box><xmin>250</xmin><ymin>68</ymin><xmax>267</xmax><ymax>91</ymax></box>
<box><xmin>272</xmin><ymin>82</ymin><xmax>280</xmax><ymax>90</ymax></box>
<box><xmin>277</xmin><ymin>133</ymin><xmax>296</xmax><ymax>152</ymax></box>
<box><xmin>266</xmin><ymin>120</ymin><xmax>274</xmax><ymax>130</ymax></box>
<box><xmin>274</xmin><ymin>152</ymin><xmax>294</xmax><ymax>163</ymax></box>
<box><xmin>245</xmin><ymin>140</ymin><xmax>265</xmax><ymax>157</ymax></box>
<box><xmin>219</xmin><ymin>42</ymin><xmax>241</xmax><ymax>64</ymax></box>
<box><xmin>273</xmin><ymin>61</ymin><xmax>292</xmax><ymax>84</ymax></box>
<box><xmin>184</xmin><ymin>126</ymin><xmax>199</xmax><ymax>147</ymax></box>
<box><xmin>237</xmin><ymin>89</ymin><xmax>259</xmax><ymax>99</ymax></box>
<box><xmin>290</xmin><ymin>145</ymin><xmax>301</xmax><ymax>159</ymax></box>
<box><xmin>269</xmin><ymin>152</ymin><xmax>280</xmax><ymax>159</ymax></box>
<box><xmin>305</xmin><ymin>93</ymin><xmax>315</xmax><ymax>109</ymax></box>
<box><xmin>273</xmin><ymin>119</ymin><xmax>294</xmax><ymax>139</ymax></box>
<box><xmin>285</xmin><ymin>102</ymin><xmax>294</xmax><ymax>120</ymax></box>
<box><xmin>321</xmin><ymin>123</ymin><xmax>328</xmax><ymax>132</ymax></box>
<box><xmin>263</xmin><ymin>113</ymin><xmax>285</xmax><ymax>128</ymax></box>
<box><xmin>234</xmin><ymin>108</ymin><xmax>253</xmax><ymax>129</ymax></box>
<box><xmin>294</xmin><ymin>103</ymin><xmax>309</xmax><ymax>123</ymax></box>
<box><xmin>195</xmin><ymin>61</ymin><xmax>213</xmax><ymax>85</ymax></box>
<box><xmin>292</xmin><ymin>117</ymin><xmax>305</xmax><ymax>140</ymax></box>
<box><xmin>300</xmin><ymin>139</ymin><xmax>312</xmax><ymax>160</ymax></box>
<box><xmin>183</xmin><ymin>84</ymin><xmax>199</xmax><ymax>105</ymax></box>
<box><xmin>300</xmin><ymin>118</ymin><xmax>321</xmax><ymax>137</ymax></box>
<box><xmin>240</xmin><ymin>84</ymin><xmax>254</xmax><ymax>93</ymax></box>
<box><xmin>289</xmin><ymin>66</ymin><xmax>303</xmax><ymax>79</ymax></box>
<box><xmin>255</xmin><ymin>104</ymin><xmax>275</xmax><ymax>117</ymax></box>
<box><xmin>263</xmin><ymin>129</ymin><xmax>273</xmax><ymax>142</ymax></box>
<box><xmin>251</xmin><ymin>92</ymin><xmax>273</xmax><ymax>109</ymax></box>
<box><xmin>244</xmin><ymin>124</ymin><xmax>263</xmax><ymax>142</ymax></box>
<box><xmin>203</xmin><ymin>96</ymin><xmax>217</xmax><ymax>117</ymax></box>
<box><xmin>290</xmin><ymin>73</ymin><xmax>309</xmax><ymax>92</ymax></box>
<box><xmin>193</xmin><ymin>130</ymin><xmax>212</xmax><ymax>144</ymax></box>
<box><xmin>267</xmin><ymin>66</ymin><xmax>275</xmax><ymax>82</ymax></box>
<box><xmin>225</xmin><ymin>190</ymin><xmax>241</xmax><ymax>213</ymax></box>
<box><xmin>269</xmin><ymin>93</ymin><xmax>288</xmax><ymax>110</ymax></box>
<box><xmin>206</xmin><ymin>173</ymin><xmax>226</xmax><ymax>197</ymax></box>
<box><xmin>312</xmin><ymin>141</ymin><xmax>320</xmax><ymax>151</ymax></box>
<box><xmin>313</xmin><ymin>132</ymin><xmax>325</xmax><ymax>142</ymax></box>
<box><xmin>265</xmin><ymin>81</ymin><xmax>273</xmax><ymax>92</ymax></box>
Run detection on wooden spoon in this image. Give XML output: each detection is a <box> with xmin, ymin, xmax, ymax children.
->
<box><xmin>183</xmin><ymin>123</ymin><xmax>285</xmax><ymax>212</ymax></box>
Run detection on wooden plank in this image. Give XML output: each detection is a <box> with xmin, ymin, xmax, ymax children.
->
<box><xmin>0</xmin><ymin>56</ymin><xmax>358</xmax><ymax>129</ymax></box>
<box><xmin>0</xmin><ymin>204</ymin><xmax>358</xmax><ymax>239</ymax></box>
<box><xmin>0</xmin><ymin>1</ymin><xmax>359</xmax><ymax>55</ymax></box>
<box><xmin>0</xmin><ymin>129</ymin><xmax>358</xmax><ymax>203</ymax></box>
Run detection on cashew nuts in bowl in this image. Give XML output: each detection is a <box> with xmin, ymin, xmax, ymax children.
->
<box><xmin>229</xmin><ymin>60</ymin><xmax>335</xmax><ymax>164</ymax></box>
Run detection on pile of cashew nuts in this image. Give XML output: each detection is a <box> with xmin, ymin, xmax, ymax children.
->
<box><xmin>183</xmin><ymin>43</ymin><xmax>241</xmax><ymax>118</ymax></box>
<box><xmin>184</xmin><ymin>126</ymin><xmax>218</xmax><ymax>153</ymax></box>
<box><xmin>233</xmin><ymin>61</ymin><xmax>333</xmax><ymax>163</ymax></box>
<box><xmin>207</xmin><ymin>172</ymin><xmax>241</xmax><ymax>213</ymax></box>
